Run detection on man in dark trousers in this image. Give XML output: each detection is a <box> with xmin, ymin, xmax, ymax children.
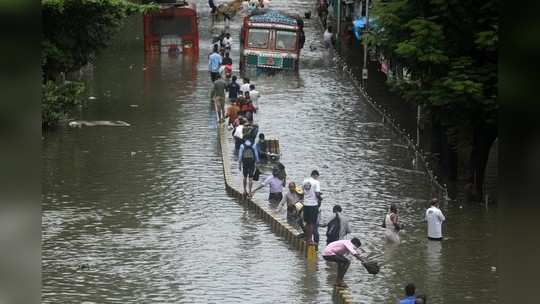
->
<box><xmin>238</xmin><ymin>139</ymin><xmax>259</xmax><ymax>197</ymax></box>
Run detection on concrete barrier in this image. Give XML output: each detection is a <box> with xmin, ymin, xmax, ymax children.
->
<box><xmin>334</xmin><ymin>287</ymin><xmax>354</xmax><ymax>304</ymax></box>
<box><xmin>217</xmin><ymin>126</ymin><xmax>308</xmax><ymax>256</ymax></box>
<box><xmin>217</xmin><ymin>125</ymin><xmax>354</xmax><ymax>303</ymax></box>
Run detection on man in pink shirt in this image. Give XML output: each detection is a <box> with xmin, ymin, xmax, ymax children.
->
<box><xmin>322</xmin><ymin>238</ymin><xmax>363</xmax><ymax>287</ymax></box>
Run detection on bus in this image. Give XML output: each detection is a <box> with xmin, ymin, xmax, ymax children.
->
<box><xmin>240</xmin><ymin>10</ymin><xmax>303</xmax><ymax>70</ymax></box>
<box><xmin>143</xmin><ymin>0</ymin><xmax>199</xmax><ymax>55</ymax></box>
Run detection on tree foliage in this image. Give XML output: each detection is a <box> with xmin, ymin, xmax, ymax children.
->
<box><xmin>42</xmin><ymin>81</ymin><xmax>85</xmax><ymax>126</ymax></box>
<box><xmin>42</xmin><ymin>0</ymin><xmax>154</xmax><ymax>81</ymax></box>
<box><xmin>42</xmin><ymin>0</ymin><xmax>155</xmax><ymax>126</ymax></box>
<box><xmin>368</xmin><ymin>0</ymin><xmax>498</xmax><ymax>131</ymax></box>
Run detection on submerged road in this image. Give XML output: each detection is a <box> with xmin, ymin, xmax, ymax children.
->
<box><xmin>42</xmin><ymin>1</ymin><xmax>497</xmax><ymax>303</ymax></box>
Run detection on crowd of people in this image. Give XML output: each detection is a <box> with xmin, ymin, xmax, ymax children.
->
<box><xmin>207</xmin><ymin>8</ymin><xmax>446</xmax><ymax>301</ymax></box>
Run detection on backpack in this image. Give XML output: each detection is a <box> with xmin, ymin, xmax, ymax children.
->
<box><xmin>242</xmin><ymin>144</ymin><xmax>255</xmax><ymax>161</ymax></box>
<box><xmin>326</xmin><ymin>215</ymin><xmax>341</xmax><ymax>244</ymax></box>
<box><xmin>242</xmin><ymin>125</ymin><xmax>253</xmax><ymax>138</ymax></box>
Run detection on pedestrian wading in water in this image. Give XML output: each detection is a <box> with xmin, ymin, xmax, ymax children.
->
<box><xmin>321</xmin><ymin>204</ymin><xmax>352</xmax><ymax>245</ymax></box>
<box><xmin>399</xmin><ymin>283</ymin><xmax>427</xmax><ymax>304</ymax></box>
<box><xmin>383</xmin><ymin>203</ymin><xmax>402</xmax><ymax>243</ymax></box>
<box><xmin>425</xmin><ymin>198</ymin><xmax>445</xmax><ymax>241</ymax></box>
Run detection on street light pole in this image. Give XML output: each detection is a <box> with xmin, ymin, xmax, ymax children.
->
<box><xmin>337</xmin><ymin>0</ymin><xmax>341</xmax><ymax>39</ymax></box>
<box><xmin>416</xmin><ymin>104</ymin><xmax>421</xmax><ymax>147</ymax></box>
<box><xmin>362</xmin><ymin>0</ymin><xmax>369</xmax><ymax>85</ymax></box>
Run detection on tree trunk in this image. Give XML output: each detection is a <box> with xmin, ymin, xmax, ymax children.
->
<box><xmin>470</xmin><ymin>123</ymin><xmax>498</xmax><ymax>200</ymax></box>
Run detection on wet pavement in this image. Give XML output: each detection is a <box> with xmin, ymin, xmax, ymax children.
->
<box><xmin>42</xmin><ymin>1</ymin><xmax>498</xmax><ymax>303</ymax></box>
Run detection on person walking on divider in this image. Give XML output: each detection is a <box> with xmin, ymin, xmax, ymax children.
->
<box><xmin>222</xmin><ymin>33</ymin><xmax>233</xmax><ymax>51</ymax></box>
<box><xmin>233</xmin><ymin>117</ymin><xmax>246</xmax><ymax>151</ymax></box>
<box><xmin>425</xmin><ymin>198</ymin><xmax>445</xmax><ymax>241</ymax></box>
<box><xmin>322</xmin><ymin>237</ymin><xmax>364</xmax><ymax>288</ymax></box>
<box><xmin>239</xmin><ymin>139</ymin><xmax>259</xmax><ymax>197</ymax></box>
<box><xmin>274</xmin><ymin>162</ymin><xmax>287</xmax><ymax>187</ymax></box>
<box><xmin>228</xmin><ymin>75</ymin><xmax>241</xmax><ymax>103</ymax></box>
<box><xmin>210</xmin><ymin>74</ymin><xmax>227</xmax><ymax>122</ymax></box>
<box><xmin>239</xmin><ymin>92</ymin><xmax>257</xmax><ymax>122</ymax></box>
<box><xmin>260</xmin><ymin>167</ymin><xmax>284</xmax><ymax>206</ymax></box>
<box><xmin>208</xmin><ymin>44</ymin><xmax>222</xmax><ymax>82</ymax></box>
<box><xmin>225</xmin><ymin>100</ymin><xmax>240</xmax><ymax>128</ymax></box>
<box><xmin>278</xmin><ymin>182</ymin><xmax>302</xmax><ymax>220</ymax></box>
<box><xmin>240</xmin><ymin>77</ymin><xmax>251</xmax><ymax>95</ymax></box>
<box><xmin>302</xmin><ymin>170</ymin><xmax>322</xmax><ymax>244</ymax></box>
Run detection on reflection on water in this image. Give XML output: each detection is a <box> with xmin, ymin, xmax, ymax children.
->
<box><xmin>424</xmin><ymin>241</ymin><xmax>443</xmax><ymax>300</ymax></box>
<box><xmin>42</xmin><ymin>1</ymin><xmax>498</xmax><ymax>303</ymax></box>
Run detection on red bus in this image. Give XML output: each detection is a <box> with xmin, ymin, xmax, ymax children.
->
<box><xmin>143</xmin><ymin>1</ymin><xmax>199</xmax><ymax>55</ymax></box>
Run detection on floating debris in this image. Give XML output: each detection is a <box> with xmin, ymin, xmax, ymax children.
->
<box><xmin>68</xmin><ymin>120</ymin><xmax>131</xmax><ymax>128</ymax></box>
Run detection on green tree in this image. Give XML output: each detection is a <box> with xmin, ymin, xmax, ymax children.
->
<box><xmin>42</xmin><ymin>0</ymin><xmax>155</xmax><ymax>126</ymax></box>
<box><xmin>367</xmin><ymin>0</ymin><xmax>498</xmax><ymax>197</ymax></box>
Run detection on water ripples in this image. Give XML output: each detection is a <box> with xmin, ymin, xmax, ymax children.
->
<box><xmin>42</xmin><ymin>1</ymin><xmax>497</xmax><ymax>303</ymax></box>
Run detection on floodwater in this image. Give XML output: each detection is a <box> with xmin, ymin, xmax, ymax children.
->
<box><xmin>42</xmin><ymin>1</ymin><xmax>498</xmax><ymax>303</ymax></box>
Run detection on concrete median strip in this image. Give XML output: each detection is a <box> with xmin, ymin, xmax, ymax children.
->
<box><xmin>217</xmin><ymin>126</ymin><xmax>306</xmax><ymax>249</ymax></box>
<box><xmin>217</xmin><ymin>125</ymin><xmax>354</xmax><ymax>303</ymax></box>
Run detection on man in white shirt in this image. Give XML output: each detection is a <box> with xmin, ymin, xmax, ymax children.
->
<box><xmin>323</xmin><ymin>26</ymin><xmax>333</xmax><ymax>48</ymax></box>
<box><xmin>240</xmin><ymin>77</ymin><xmax>251</xmax><ymax>95</ymax></box>
<box><xmin>303</xmin><ymin>170</ymin><xmax>322</xmax><ymax>244</ymax></box>
<box><xmin>249</xmin><ymin>84</ymin><xmax>260</xmax><ymax>105</ymax></box>
<box><xmin>233</xmin><ymin>119</ymin><xmax>245</xmax><ymax>150</ymax></box>
<box><xmin>222</xmin><ymin>32</ymin><xmax>232</xmax><ymax>50</ymax></box>
<box><xmin>425</xmin><ymin>198</ymin><xmax>445</xmax><ymax>241</ymax></box>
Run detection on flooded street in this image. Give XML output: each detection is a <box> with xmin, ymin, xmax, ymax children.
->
<box><xmin>42</xmin><ymin>1</ymin><xmax>498</xmax><ymax>303</ymax></box>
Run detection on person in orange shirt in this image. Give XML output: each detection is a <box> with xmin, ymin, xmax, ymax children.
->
<box><xmin>239</xmin><ymin>92</ymin><xmax>257</xmax><ymax>122</ymax></box>
<box><xmin>225</xmin><ymin>101</ymin><xmax>241</xmax><ymax>128</ymax></box>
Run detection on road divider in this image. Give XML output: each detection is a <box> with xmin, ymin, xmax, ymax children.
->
<box><xmin>217</xmin><ymin>125</ymin><xmax>354</xmax><ymax>303</ymax></box>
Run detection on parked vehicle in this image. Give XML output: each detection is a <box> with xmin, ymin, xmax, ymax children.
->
<box><xmin>240</xmin><ymin>10</ymin><xmax>303</xmax><ymax>70</ymax></box>
<box><xmin>143</xmin><ymin>0</ymin><xmax>199</xmax><ymax>55</ymax></box>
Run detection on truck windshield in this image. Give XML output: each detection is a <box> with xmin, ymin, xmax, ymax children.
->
<box><xmin>248</xmin><ymin>29</ymin><xmax>270</xmax><ymax>49</ymax></box>
<box><xmin>151</xmin><ymin>17</ymin><xmax>193</xmax><ymax>36</ymax></box>
<box><xmin>275</xmin><ymin>31</ymin><xmax>297</xmax><ymax>51</ymax></box>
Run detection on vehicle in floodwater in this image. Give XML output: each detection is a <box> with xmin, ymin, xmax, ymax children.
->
<box><xmin>240</xmin><ymin>10</ymin><xmax>303</xmax><ymax>70</ymax></box>
<box><xmin>143</xmin><ymin>0</ymin><xmax>199</xmax><ymax>55</ymax></box>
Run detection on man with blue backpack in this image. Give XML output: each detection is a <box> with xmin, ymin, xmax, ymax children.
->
<box><xmin>239</xmin><ymin>139</ymin><xmax>259</xmax><ymax>197</ymax></box>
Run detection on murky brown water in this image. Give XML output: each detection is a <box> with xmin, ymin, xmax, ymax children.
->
<box><xmin>42</xmin><ymin>1</ymin><xmax>498</xmax><ymax>303</ymax></box>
